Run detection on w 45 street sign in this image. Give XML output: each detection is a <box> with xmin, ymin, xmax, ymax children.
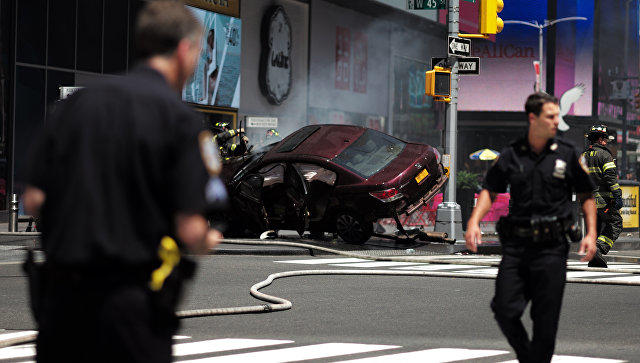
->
<box><xmin>407</xmin><ymin>0</ymin><xmax>446</xmax><ymax>10</ymax></box>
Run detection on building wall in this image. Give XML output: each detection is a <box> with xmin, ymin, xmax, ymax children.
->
<box><xmin>238</xmin><ymin>0</ymin><xmax>309</xmax><ymax>140</ymax></box>
<box><xmin>11</xmin><ymin>0</ymin><xmax>137</xmax><ymax>205</ymax></box>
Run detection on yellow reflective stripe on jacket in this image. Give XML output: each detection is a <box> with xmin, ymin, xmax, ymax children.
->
<box><xmin>597</xmin><ymin>235</ymin><xmax>614</xmax><ymax>248</ymax></box>
<box><xmin>230</xmin><ymin>144</ymin><xmax>237</xmax><ymax>151</ymax></box>
<box><xmin>610</xmin><ymin>183</ymin><xmax>621</xmax><ymax>190</ymax></box>
<box><xmin>229</xmin><ymin>129</ymin><xmax>236</xmax><ymax>136</ymax></box>
<box><xmin>588</xmin><ymin>167</ymin><xmax>601</xmax><ymax>174</ymax></box>
<box><xmin>603</xmin><ymin>161</ymin><xmax>616</xmax><ymax>171</ymax></box>
<box><xmin>595</xmin><ymin>191</ymin><xmax>613</xmax><ymax>198</ymax></box>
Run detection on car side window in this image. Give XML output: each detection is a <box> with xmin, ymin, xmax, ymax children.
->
<box><xmin>258</xmin><ymin>163</ymin><xmax>285</xmax><ymax>187</ymax></box>
<box><xmin>294</xmin><ymin>163</ymin><xmax>337</xmax><ymax>186</ymax></box>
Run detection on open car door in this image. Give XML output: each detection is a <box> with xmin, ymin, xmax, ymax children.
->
<box><xmin>231</xmin><ymin>174</ymin><xmax>269</xmax><ymax>234</ymax></box>
<box><xmin>283</xmin><ymin>163</ymin><xmax>311</xmax><ymax>237</ymax></box>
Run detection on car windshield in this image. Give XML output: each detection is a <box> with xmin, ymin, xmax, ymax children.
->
<box><xmin>332</xmin><ymin>129</ymin><xmax>406</xmax><ymax>178</ymax></box>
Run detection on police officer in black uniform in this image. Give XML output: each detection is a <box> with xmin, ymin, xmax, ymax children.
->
<box><xmin>583</xmin><ymin>124</ymin><xmax>623</xmax><ymax>268</ymax></box>
<box><xmin>465</xmin><ymin>92</ymin><xmax>597</xmax><ymax>363</ymax></box>
<box><xmin>22</xmin><ymin>2</ymin><xmax>222</xmax><ymax>362</ymax></box>
<box><xmin>212</xmin><ymin>122</ymin><xmax>249</xmax><ymax>158</ymax></box>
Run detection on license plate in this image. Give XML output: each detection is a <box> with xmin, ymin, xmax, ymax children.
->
<box><xmin>415</xmin><ymin>169</ymin><xmax>429</xmax><ymax>184</ymax></box>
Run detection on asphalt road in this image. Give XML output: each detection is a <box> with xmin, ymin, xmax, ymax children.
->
<box><xmin>0</xmin><ymin>253</ymin><xmax>639</xmax><ymax>362</ymax></box>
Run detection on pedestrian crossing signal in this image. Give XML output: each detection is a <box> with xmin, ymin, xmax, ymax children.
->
<box><xmin>425</xmin><ymin>66</ymin><xmax>451</xmax><ymax>99</ymax></box>
<box><xmin>480</xmin><ymin>0</ymin><xmax>504</xmax><ymax>34</ymax></box>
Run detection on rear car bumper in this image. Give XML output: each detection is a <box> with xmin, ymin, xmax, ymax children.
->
<box><xmin>402</xmin><ymin>164</ymin><xmax>449</xmax><ymax>215</ymax></box>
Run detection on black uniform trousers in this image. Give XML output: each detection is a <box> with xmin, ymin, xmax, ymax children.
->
<box><xmin>36</xmin><ymin>268</ymin><xmax>175</xmax><ymax>363</ymax></box>
<box><xmin>596</xmin><ymin>208</ymin><xmax>622</xmax><ymax>252</ymax></box>
<box><xmin>491</xmin><ymin>241</ymin><xmax>568</xmax><ymax>363</ymax></box>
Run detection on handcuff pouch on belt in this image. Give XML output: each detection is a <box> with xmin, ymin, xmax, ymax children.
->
<box><xmin>497</xmin><ymin>216</ymin><xmax>582</xmax><ymax>245</ymax></box>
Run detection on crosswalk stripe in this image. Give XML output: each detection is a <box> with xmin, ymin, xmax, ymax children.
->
<box><xmin>173</xmin><ymin>339</ymin><xmax>292</xmax><ymax>357</ymax></box>
<box><xmin>593</xmin><ymin>275</ymin><xmax>640</xmax><ymax>283</ymax></box>
<box><xmin>275</xmin><ymin>258</ymin><xmax>368</xmax><ymax>264</ymax></box>
<box><xmin>330</xmin><ymin>261</ymin><xmax>424</xmax><ymax>268</ymax></box>
<box><xmin>393</xmin><ymin>264</ymin><xmax>490</xmax><ymax>271</ymax></box>
<box><xmin>567</xmin><ymin>271</ymin><xmax>627</xmax><ymax>278</ymax></box>
<box><xmin>337</xmin><ymin>348</ymin><xmax>508</xmax><ymax>362</ymax></box>
<box><xmin>500</xmin><ymin>355</ymin><xmax>626</xmax><ymax>362</ymax></box>
<box><xmin>0</xmin><ymin>343</ymin><xmax>34</xmax><ymax>360</ymax></box>
<box><xmin>178</xmin><ymin>342</ymin><xmax>399</xmax><ymax>362</ymax></box>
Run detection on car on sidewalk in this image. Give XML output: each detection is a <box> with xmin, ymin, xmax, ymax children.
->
<box><xmin>217</xmin><ymin>124</ymin><xmax>449</xmax><ymax>244</ymax></box>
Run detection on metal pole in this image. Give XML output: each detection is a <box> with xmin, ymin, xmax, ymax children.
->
<box><xmin>539</xmin><ymin>26</ymin><xmax>544</xmax><ymax>92</ymax></box>
<box><xmin>434</xmin><ymin>0</ymin><xmax>464</xmax><ymax>243</ymax></box>
<box><xmin>9</xmin><ymin>193</ymin><xmax>18</xmax><ymax>232</ymax></box>
<box><xmin>621</xmin><ymin>0</ymin><xmax>632</xmax><ymax>178</ymax></box>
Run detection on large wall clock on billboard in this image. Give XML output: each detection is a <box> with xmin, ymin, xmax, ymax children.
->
<box><xmin>259</xmin><ymin>5</ymin><xmax>292</xmax><ymax>105</ymax></box>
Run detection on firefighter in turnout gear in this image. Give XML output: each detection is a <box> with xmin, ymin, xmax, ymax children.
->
<box><xmin>584</xmin><ymin>124</ymin><xmax>623</xmax><ymax>268</ymax></box>
<box><xmin>212</xmin><ymin>122</ymin><xmax>249</xmax><ymax>159</ymax></box>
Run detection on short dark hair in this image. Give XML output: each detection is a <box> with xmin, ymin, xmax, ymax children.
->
<box><xmin>525</xmin><ymin>92</ymin><xmax>558</xmax><ymax>116</ymax></box>
<box><xmin>135</xmin><ymin>1</ymin><xmax>202</xmax><ymax>59</ymax></box>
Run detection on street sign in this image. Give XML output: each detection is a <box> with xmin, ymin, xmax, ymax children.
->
<box><xmin>448</xmin><ymin>36</ymin><xmax>471</xmax><ymax>57</ymax></box>
<box><xmin>457</xmin><ymin>57</ymin><xmax>480</xmax><ymax>75</ymax></box>
<box><xmin>431</xmin><ymin>57</ymin><xmax>480</xmax><ymax>75</ymax></box>
<box><xmin>431</xmin><ymin>57</ymin><xmax>448</xmax><ymax>69</ymax></box>
<box><xmin>407</xmin><ymin>0</ymin><xmax>446</xmax><ymax>10</ymax></box>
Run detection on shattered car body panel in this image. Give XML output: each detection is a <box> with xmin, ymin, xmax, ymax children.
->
<box><xmin>219</xmin><ymin>124</ymin><xmax>449</xmax><ymax>244</ymax></box>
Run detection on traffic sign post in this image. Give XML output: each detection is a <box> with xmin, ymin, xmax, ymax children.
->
<box><xmin>448</xmin><ymin>36</ymin><xmax>471</xmax><ymax>57</ymax></box>
<box><xmin>434</xmin><ymin>0</ymin><xmax>464</xmax><ymax>243</ymax></box>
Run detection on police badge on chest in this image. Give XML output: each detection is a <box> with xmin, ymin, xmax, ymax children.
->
<box><xmin>553</xmin><ymin>159</ymin><xmax>567</xmax><ymax>179</ymax></box>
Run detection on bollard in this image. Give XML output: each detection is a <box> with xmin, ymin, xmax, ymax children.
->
<box><xmin>9</xmin><ymin>194</ymin><xmax>18</xmax><ymax>232</ymax></box>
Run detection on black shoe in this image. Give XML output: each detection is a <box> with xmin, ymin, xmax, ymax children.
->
<box><xmin>588</xmin><ymin>250</ymin><xmax>608</xmax><ymax>268</ymax></box>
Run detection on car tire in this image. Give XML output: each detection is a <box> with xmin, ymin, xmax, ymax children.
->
<box><xmin>335</xmin><ymin>210</ymin><xmax>373</xmax><ymax>244</ymax></box>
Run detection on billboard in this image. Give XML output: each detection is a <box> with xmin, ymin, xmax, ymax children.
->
<box><xmin>457</xmin><ymin>0</ymin><xmax>594</xmax><ymax>116</ymax></box>
<box><xmin>182</xmin><ymin>5</ymin><xmax>241</xmax><ymax>108</ymax></box>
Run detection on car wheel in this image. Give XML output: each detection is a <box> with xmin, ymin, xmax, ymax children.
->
<box><xmin>335</xmin><ymin>211</ymin><xmax>373</xmax><ymax>244</ymax></box>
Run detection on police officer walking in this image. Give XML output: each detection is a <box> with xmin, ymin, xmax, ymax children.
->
<box><xmin>583</xmin><ymin>124</ymin><xmax>623</xmax><ymax>268</ymax></box>
<box><xmin>22</xmin><ymin>2</ymin><xmax>222</xmax><ymax>362</ymax></box>
<box><xmin>465</xmin><ymin>92</ymin><xmax>597</xmax><ymax>363</ymax></box>
<box><xmin>212</xmin><ymin>122</ymin><xmax>249</xmax><ymax>158</ymax></box>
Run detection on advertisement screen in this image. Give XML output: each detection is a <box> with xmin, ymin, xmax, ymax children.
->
<box><xmin>458</xmin><ymin>0</ymin><xmax>593</xmax><ymax>115</ymax></box>
<box><xmin>182</xmin><ymin>5</ymin><xmax>241</xmax><ymax>108</ymax></box>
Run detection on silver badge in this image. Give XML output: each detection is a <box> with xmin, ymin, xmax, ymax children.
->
<box><xmin>552</xmin><ymin>159</ymin><xmax>567</xmax><ymax>179</ymax></box>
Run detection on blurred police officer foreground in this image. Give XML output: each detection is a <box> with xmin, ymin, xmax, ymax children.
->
<box><xmin>465</xmin><ymin>92</ymin><xmax>597</xmax><ymax>363</ymax></box>
<box><xmin>22</xmin><ymin>2</ymin><xmax>223</xmax><ymax>362</ymax></box>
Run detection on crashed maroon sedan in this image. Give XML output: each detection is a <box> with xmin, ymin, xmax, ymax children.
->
<box><xmin>219</xmin><ymin>124</ymin><xmax>449</xmax><ymax>244</ymax></box>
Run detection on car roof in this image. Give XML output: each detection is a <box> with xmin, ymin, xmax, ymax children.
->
<box><xmin>272</xmin><ymin>124</ymin><xmax>367</xmax><ymax>159</ymax></box>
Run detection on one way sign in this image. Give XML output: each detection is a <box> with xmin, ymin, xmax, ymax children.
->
<box><xmin>431</xmin><ymin>57</ymin><xmax>480</xmax><ymax>75</ymax></box>
<box><xmin>448</xmin><ymin>36</ymin><xmax>471</xmax><ymax>57</ymax></box>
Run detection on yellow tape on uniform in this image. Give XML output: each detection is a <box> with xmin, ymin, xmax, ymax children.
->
<box><xmin>611</xmin><ymin>184</ymin><xmax>621</xmax><ymax>190</ymax></box>
<box><xmin>149</xmin><ymin>236</ymin><xmax>181</xmax><ymax>292</ymax></box>
<box><xmin>603</xmin><ymin>162</ymin><xmax>616</xmax><ymax>171</ymax></box>
<box><xmin>597</xmin><ymin>235</ymin><xmax>614</xmax><ymax>247</ymax></box>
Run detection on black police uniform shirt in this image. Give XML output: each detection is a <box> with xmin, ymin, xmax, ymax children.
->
<box><xmin>483</xmin><ymin>136</ymin><xmax>595</xmax><ymax>220</ymax></box>
<box><xmin>23</xmin><ymin>66</ymin><xmax>209</xmax><ymax>269</ymax></box>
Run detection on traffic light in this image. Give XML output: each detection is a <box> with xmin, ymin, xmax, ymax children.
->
<box><xmin>479</xmin><ymin>0</ymin><xmax>504</xmax><ymax>35</ymax></box>
<box><xmin>425</xmin><ymin>66</ymin><xmax>451</xmax><ymax>98</ymax></box>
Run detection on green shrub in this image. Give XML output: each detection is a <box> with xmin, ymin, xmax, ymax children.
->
<box><xmin>457</xmin><ymin>170</ymin><xmax>480</xmax><ymax>190</ymax></box>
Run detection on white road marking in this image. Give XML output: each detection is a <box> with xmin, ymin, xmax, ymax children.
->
<box><xmin>173</xmin><ymin>335</ymin><xmax>191</xmax><ymax>340</ymax></box>
<box><xmin>330</xmin><ymin>261</ymin><xmax>424</xmax><ymax>268</ymax></box>
<box><xmin>337</xmin><ymin>348</ymin><xmax>508</xmax><ymax>362</ymax></box>
<box><xmin>393</xmin><ymin>264</ymin><xmax>489</xmax><ymax>271</ymax></box>
<box><xmin>0</xmin><ymin>344</ymin><xmax>34</xmax><ymax>360</ymax></box>
<box><xmin>0</xmin><ymin>331</ymin><xmax>36</xmax><ymax>344</ymax></box>
<box><xmin>593</xmin><ymin>275</ymin><xmax>640</xmax><ymax>283</ymax></box>
<box><xmin>179</xmin><ymin>342</ymin><xmax>399</xmax><ymax>362</ymax></box>
<box><xmin>173</xmin><ymin>338</ymin><xmax>292</xmax><ymax>357</ymax></box>
<box><xmin>500</xmin><ymin>355</ymin><xmax>626</xmax><ymax>362</ymax></box>
<box><xmin>275</xmin><ymin>258</ymin><xmax>369</xmax><ymax>264</ymax></box>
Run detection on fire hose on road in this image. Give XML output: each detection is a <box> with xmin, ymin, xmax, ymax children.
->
<box><xmin>2</xmin><ymin>239</ymin><xmax>640</xmax><ymax>349</ymax></box>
